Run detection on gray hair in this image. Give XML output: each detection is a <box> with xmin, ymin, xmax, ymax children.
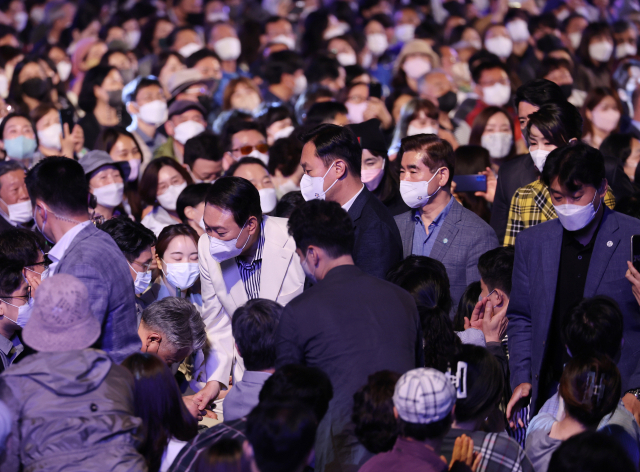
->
<box><xmin>0</xmin><ymin>161</ymin><xmax>25</xmax><ymax>191</ymax></box>
<box><xmin>141</xmin><ymin>297</ymin><xmax>206</xmax><ymax>352</ymax></box>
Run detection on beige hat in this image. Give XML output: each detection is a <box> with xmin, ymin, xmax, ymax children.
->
<box><xmin>167</xmin><ymin>68</ymin><xmax>206</xmax><ymax>96</ymax></box>
<box><xmin>394</xmin><ymin>39</ymin><xmax>441</xmax><ymax>75</ymax></box>
<box><xmin>22</xmin><ymin>274</ymin><xmax>101</xmax><ymax>352</ymax></box>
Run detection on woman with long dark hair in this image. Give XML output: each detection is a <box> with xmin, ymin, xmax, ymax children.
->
<box><xmin>122</xmin><ymin>353</ymin><xmax>198</xmax><ymax>472</ymax></box>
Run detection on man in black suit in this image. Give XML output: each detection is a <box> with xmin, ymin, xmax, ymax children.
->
<box><xmin>276</xmin><ymin>200</ymin><xmax>423</xmax><ymax>472</ymax></box>
<box><xmin>299</xmin><ymin>123</ymin><xmax>403</xmax><ymax>278</ymax></box>
<box><xmin>491</xmin><ymin>79</ymin><xmax>566</xmax><ymax>244</ymax></box>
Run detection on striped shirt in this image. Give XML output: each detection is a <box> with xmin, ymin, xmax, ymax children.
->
<box><xmin>236</xmin><ymin>220</ymin><xmax>265</xmax><ymax>300</ymax></box>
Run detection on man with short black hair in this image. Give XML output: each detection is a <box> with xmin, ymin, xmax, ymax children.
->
<box><xmin>222</xmin><ymin>120</ymin><xmax>269</xmax><ymax>169</ymax></box>
<box><xmin>359</xmin><ymin>368</ymin><xmax>461</xmax><ymax>472</ymax></box>
<box><xmin>154</xmin><ymin>100</ymin><xmax>207</xmax><ymax>163</ymax></box>
<box><xmin>0</xmin><ymin>259</ymin><xmax>27</xmax><ymax>373</ymax></box>
<box><xmin>138</xmin><ymin>297</ymin><xmax>206</xmax><ymax>367</ymax></box>
<box><xmin>196</xmin><ymin>176</ymin><xmax>304</xmax><ymax>411</ymax></box>
<box><xmin>277</xmin><ymin>199</ymin><xmax>422</xmax><ymax>471</ymax></box>
<box><xmin>0</xmin><ymin>160</ymin><xmax>32</xmax><ymax>233</ymax></box>
<box><xmin>305</xmin><ymin>55</ymin><xmax>346</xmax><ymax>93</ymax></box>
<box><xmin>224</xmin><ymin>298</ymin><xmax>282</xmax><ymax>421</ymax></box>
<box><xmin>183</xmin><ymin>131</ymin><xmax>223</xmax><ymax>183</ymax></box>
<box><xmin>305</xmin><ymin>102</ymin><xmax>349</xmax><ymax>126</ymax></box>
<box><xmin>507</xmin><ymin>143</ymin><xmax>640</xmax><ymax>428</ymax></box>
<box><xmin>244</xmin><ymin>402</ymin><xmax>317</xmax><ymax>472</ymax></box>
<box><xmin>261</xmin><ymin>50</ymin><xmax>305</xmax><ymax>111</ymax></box>
<box><xmin>125</xmin><ymin>76</ymin><xmax>168</xmax><ymax>163</ymax></box>
<box><xmin>0</xmin><ymin>228</ymin><xmax>47</xmax><ymax>291</ymax></box>
<box><xmin>300</xmin><ymin>124</ymin><xmax>402</xmax><ymax>278</ymax></box>
<box><xmin>25</xmin><ymin>157</ymin><xmax>140</xmax><ymax>363</ymax></box>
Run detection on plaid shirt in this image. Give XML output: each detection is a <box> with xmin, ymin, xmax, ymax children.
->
<box><xmin>167</xmin><ymin>418</ymin><xmax>247</xmax><ymax>472</ymax></box>
<box><xmin>503</xmin><ymin>179</ymin><xmax>616</xmax><ymax>247</ymax></box>
<box><xmin>442</xmin><ymin>429</ymin><xmax>535</xmax><ymax>472</ymax></box>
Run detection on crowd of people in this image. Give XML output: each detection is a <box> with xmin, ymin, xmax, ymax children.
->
<box><xmin>1</xmin><ymin>0</ymin><xmax>640</xmax><ymax>471</ymax></box>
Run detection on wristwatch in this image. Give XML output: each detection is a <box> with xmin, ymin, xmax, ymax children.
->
<box><xmin>626</xmin><ymin>388</ymin><xmax>640</xmax><ymax>400</ymax></box>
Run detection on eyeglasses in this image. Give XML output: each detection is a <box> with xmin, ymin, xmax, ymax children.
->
<box><xmin>0</xmin><ymin>285</ymin><xmax>31</xmax><ymax>302</ymax></box>
<box><xmin>131</xmin><ymin>259</ymin><xmax>153</xmax><ymax>272</ymax></box>
<box><xmin>231</xmin><ymin>143</ymin><xmax>269</xmax><ymax>155</ymax></box>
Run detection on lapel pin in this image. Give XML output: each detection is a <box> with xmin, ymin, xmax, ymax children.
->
<box><xmin>607</xmin><ymin>241</ymin><xmax>613</xmax><ymax>247</ymax></box>
<box><xmin>443</xmin><ymin>238</ymin><xmax>448</xmax><ymax>244</ymax></box>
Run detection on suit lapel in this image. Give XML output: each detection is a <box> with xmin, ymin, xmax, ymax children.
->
<box><xmin>395</xmin><ymin>211</ymin><xmax>414</xmax><ymax>258</ymax></box>
<box><xmin>347</xmin><ymin>187</ymin><xmax>369</xmax><ymax>224</ymax></box>
<box><xmin>260</xmin><ymin>240</ymin><xmax>293</xmax><ymax>300</ymax></box>
<box><xmin>57</xmin><ymin>223</ymin><xmax>93</xmax><ymax>266</ymax></box>
<box><xmin>429</xmin><ymin>200</ymin><xmax>461</xmax><ymax>261</ymax></box>
<box><xmin>221</xmin><ymin>258</ymin><xmax>247</xmax><ymax>309</ymax></box>
<box><xmin>584</xmin><ymin>209</ymin><xmax>620</xmax><ymax>297</ymax></box>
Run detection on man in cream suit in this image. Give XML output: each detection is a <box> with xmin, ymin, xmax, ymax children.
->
<box><xmin>194</xmin><ymin>176</ymin><xmax>305</xmax><ymax>411</ymax></box>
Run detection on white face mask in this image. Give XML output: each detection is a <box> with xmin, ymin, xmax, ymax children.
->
<box><xmin>209</xmin><ymin>220</ymin><xmax>251</xmax><ymax>262</ymax></box>
<box><xmin>402</xmin><ymin>57</ymin><xmax>431</xmax><ymax>79</ymax></box>
<box><xmin>198</xmin><ymin>215</ymin><xmax>206</xmax><ymax>231</ymax></box>
<box><xmin>589</xmin><ymin>41</ymin><xmax>613</xmax><ymax>62</ymax></box>
<box><xmin>616</xmin><ymin>42</ymin><xmax>637</xmax><ymax>59</ymax></box>
<box><xmin>395</xmin><ymin>24</ymin><xmax>415</xmax><ymax>43</ymax></box>
<box><xmin>128</xmin><ymin>261</ymin><xmax>152</xmax><ymax>295</ymax></box>
<box><xmin>367</xmin><ymin>33</ymin><xmax>388</xmax><ymax>55</ymax></box>
<box><xmin>485</xmin><ymin>36</ymin><xmax>513</xmax><ymax>58</ymax></box>
<box><xmin>2</xmin><ymin>199</ymin><xmax>32</xmax><ymax>224</ymax></box>
<box><xmin>482</xmin><ymin>83</ymin><xmax>511</xmax><ymax>107</ymax></box>
<box><xmin>163</xmin><ymin>261</ymin><xmax>200</xmax><ymax>290</ymax></box>
<box><xmin>481</xmin><ymin>132</ymin><xmax>513</xmax><ymax>159</ymax></box>
<box><xmin>14</xmin><ymin>11</ymin><xmax>27</xmax><ymax>32</ymax></box>
<box><xmin>272</xmin><ymin>34</ymin><xmax>296</xmax><ymax>50</ymax></box>
<box><xmin>37</xmin><ymin>124</ymin><xmax>62</xmax><ymax>150</ymax></box>
<box><xmin>127</xmin><ymin>158</ymin><xmax>141</xmax><ymax>182</ymax></box>
<box><xmin>591</xmin><ymin>109</ymin><xmax>621</xmax><ymax>133</ymax></box>
<box><xmin>336</xmin><ymin>52</ymin><xmax>357</xmax><ymax>66</ymax></box>
<box><xmin>272</xmin><ymin>125</ymin><xmax>294</xmax><ymax>142</ymax></box>
<box><xmin>0</xmin><ymin>74</ymin><xmax>8</xmax><ymax>99</ymax></box>
<box><xmin>529</xmin><ymin>148</ymin><xmax>551</xmax><ymax>172</ymax></box>
<box><xmin>214</xmin><ymin>37</ymin><xmax>242</xmax><ymax>61</ymax></box>
<box><xmin>174</xmin><ymin>120</ymin><xmax>206</xmax><ymax>145</ymax></box>
<box><xmin>138</xmin><ymin>100</ymin><xmax>168</xmax><ymax>126</ymax></box>
<box><xmin>126</xmin><ymin>30</ymin><xmax>141</xmax><ymax>50</ymax></box>
<box><xmin>323</xmin><ymin>22</ymin><xmax>350</xmax><ymax>40</ymax></box>
<box><xmin>568</xmin><ymin>32</ymin><xmax>582</xmax><ymax>50</ymax></box>
<box><xmin>178</xmin><ymin>42</ymin><xmax>202</xmax><ymax>58</ymax></box>
<box><xmin>278</xmin><ymin>179</ymin><xmax>300</xmax><ymax>195</ymax></box>
<box><xmin>247</xmin><ymin>148</ymin><xmax>269</xmax><ymax>165</ymax></box>
<box><xmin>3</xmin><ymin>296</ymin><xmax>33</xmax><ymax>328</ymax></box>
<box><xmin>157</xmin><ymin>182</ymin><xmax>188</xmax><ymax>211</ymax></box>
<box><xmin>506</xmin><ymin>20</ymin><xmax>530</xmax><ymax>42</ymax></box>
<box><xmin>300</xmin><ymin>162</ymin><xmax>339</xmax><ymax>201</ymax></box>
<box><xmin>93</xmin><ymin>182</ymin><xmax>124</xmax><ymax>209</ymax></box>
<box><xmin>293</xmin><ymin>74</ymin><xmax>307</xmax><ymax>95</ymax></box>
<box><xmin>554</xmin><ymin>189</ymin><xmax>602</xmax><ymax>232</ymax></box>
<box><xmin>407</xmin><ymin>124</ymin><xmax>438</xmax><ymax>136</ymax></box>
<box><xmin>345</xmin><ymin>101</ymin><xmax>368</xmax><ymax>124</ymax></box>
<box><xmin>259</xmin><ymin>187</ymin><xmax>277</xmax><ymax>213</ymax></box>
<box><xmin>56</xmin><ymin>61</ymin><xmax>72</xmax><ymax>82</ymax></box>
<box><xmin>399</xmin><ymin>167</ymin><xmax>445</xmax><ymax>208</ymax></box>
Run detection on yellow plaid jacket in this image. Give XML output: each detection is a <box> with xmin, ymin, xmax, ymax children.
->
<box><xmin>503</xmin><ymin>179</ymin><xmax>616</xmax><ymax>247</ymax></box>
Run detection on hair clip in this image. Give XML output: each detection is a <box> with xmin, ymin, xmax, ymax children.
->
<box><xmin>446</xmin><ymin>361</ymin><xmax>468</xmax><ymax>399</ymax></box>
<box><xmin>583</xmin><ymin>371</ymin><xmax>606</xmax><ymax>406</ymax></box>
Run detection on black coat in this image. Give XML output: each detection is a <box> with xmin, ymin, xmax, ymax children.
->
<box><xmin>490</xmin><ymin>154</ymin><xmax>539</xmax><ymax>245</ymax></box>
<box><xmin>347</xmin><ymin>187</ymin><xmax>403</xmax><ymax>279</ymax></box>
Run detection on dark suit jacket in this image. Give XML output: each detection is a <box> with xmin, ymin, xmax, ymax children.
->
<box><xmin>491</xmin><ymin>154</ymin><xmax>539</xmax><ymax>245</ymax></box>
<box><xmin>276</xmin><ymin>265</ymin><xmax>423</xmax><ymax>472</ymax></box>
<box><xmin>0</xmin><ymin>214</ymin><xmax>14</xmax><ymax>234</ymax></box>
<box><xmin>56</xmin><ymin>224</ymin><xmax>140</xmax><ymax>363</ymax></box>
<box><xmin>347</xmin><ymin>187</ymin><xmax>403</xmax><ymax>279</ymax></box>
<box><xmin>394</xmin><ymin>198</ymin><xmax>499</xmax><ymax>315</ymax></box>
<box><xmin>508</xmin><ymin>208</ymin><xmax>640</xmax><ymax>413</ymax></box>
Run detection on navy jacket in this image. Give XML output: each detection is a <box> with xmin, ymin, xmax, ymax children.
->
<box><xmin>347</xmin><ymin>187</ymin><xmax>403</xmax><ymax>279</ymax></box>
<box><xmin>508</xmin><ymin>208</ymin><xmax>640</xmax><ymax>412</ymax></box>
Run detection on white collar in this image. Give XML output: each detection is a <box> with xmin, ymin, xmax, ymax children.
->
<box><xmin>48</xmin><ymin>220</ymin><xmax>92</xmax><ymax>275</ymax></box>
<box><xmin>342</xmin><ymin>184</ymin><xmax>365</xmax><ymax>212</ymax></box>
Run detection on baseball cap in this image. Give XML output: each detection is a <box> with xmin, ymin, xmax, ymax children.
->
<box><xmin>168</xmin><ymin>99</ymin><xmax>207</xmax><ymax>119</ymax></box>
<box><xmin>348</xmin><ymin>119</ymin><xmax>388</xmax><ymax>157</ymax></box>
<box><xmin>393</xmin><ymin>368</ymin><xmax>456</xmax><ymax>424</ymax></box>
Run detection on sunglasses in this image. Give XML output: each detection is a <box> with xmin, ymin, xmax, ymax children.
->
<box><xmin>232</xmin><ymin>143</ymin><xmax>269</xmax><ymax>155</ymax></box>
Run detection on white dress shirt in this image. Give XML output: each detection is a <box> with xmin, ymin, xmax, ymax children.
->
<box><xmin>48</xmin><ymin>220</ymin><xmax>92</xmax><ymax>275</ymax></box>
<box><xmin>141</xmin><ymin>206</ymin><xmax>179</xmax><ymax>237</ymax></box>
<box><xmin>341</xmin><ymin>184</ymin><xmax>364</xmax><ymax>212</ymax></box>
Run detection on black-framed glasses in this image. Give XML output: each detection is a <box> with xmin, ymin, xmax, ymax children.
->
<box><xmin>131</xmin><ymin>259</ymin><xmax>153</xmax><ymax>272</ymax></box>
<box><xmin>0</xmin><ymin>285</ymin><xmax>31</xmax><ymax>302</ymax></box>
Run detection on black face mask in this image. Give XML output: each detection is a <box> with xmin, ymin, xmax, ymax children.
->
<box><xmin>559</xmin><ymin>84</ymin><xmax>573</xmax><ymax>99</ymax></box>
<box><xmin>438</xmin><ymin>90</ymin><xmax>457</xmax><ymax>113</ymax></box>
<box><xmin>186</xmin><ymin>12</ymin><xmax>204</xmax><ymax>26</ymax></box>
<box><xmin>21</xmin><ymin>77</ymin><xmax>50</xmax><ymax>101</ymax></box>
<box><xmin>107</xmin><ymin>89</ymin><xmax>123</xmax><ymax>108</ymax></box>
